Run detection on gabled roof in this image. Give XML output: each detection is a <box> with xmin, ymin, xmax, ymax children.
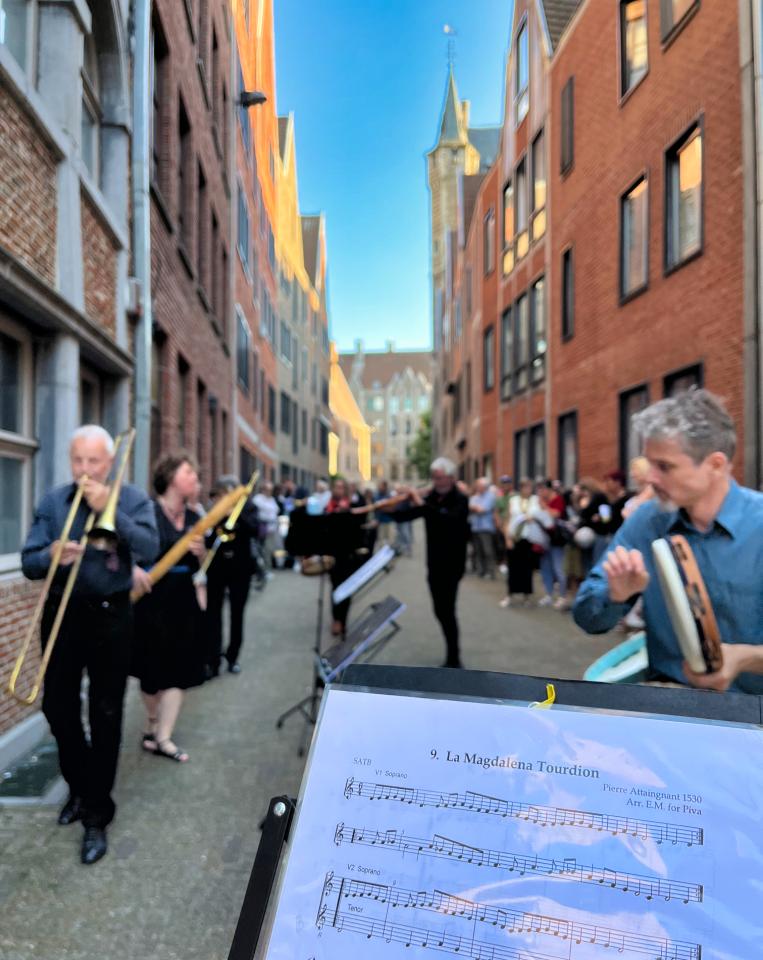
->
<box><xmin>338</xmin><ymin>350</ymin><xmax>434</xmax><ymax>391</ymax></box>
<box><xmin>462</xmin><ymin>174</ymin><xmax>485</xmax><ymax>241</ymax></box>
<box><xmin>468</xmin><ymin>127</ymin><xmax>501</xmax><ymax>171</ymax></box>
<box><xmin>539</xmin><ymin>0</ymin><xmax>582</xmax><ymax>50</ymax></box>
<box><xmin>278</xmin><ymin>116</ymin><xmax>289</xmax><ymax>160</ymax></box>
<box><xmin>301</xmin><ymin>215</ymin><xmax>321</xmax><ymax>285</ymax></box>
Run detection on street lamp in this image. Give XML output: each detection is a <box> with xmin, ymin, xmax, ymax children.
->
<box><xmin>238</xmin><ymin>90</ymin><xmax>267</xmax><ymax>108</ymax></box>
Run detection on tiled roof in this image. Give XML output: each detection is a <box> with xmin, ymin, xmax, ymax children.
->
<box><xmin>338</xmin><ymin>350</ymin><xmax>434</xmax><ymax>390</ymax></box>
<box><xmin>540</xmin><ymin>0</ymin><xmax>582</xmax><ymax>49</ymax></box>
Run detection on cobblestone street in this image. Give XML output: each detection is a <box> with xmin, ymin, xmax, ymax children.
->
<box><xmin>0</xmin><ymin>533</ymin><xmax>616</xmax><ymax>960</ymax></box>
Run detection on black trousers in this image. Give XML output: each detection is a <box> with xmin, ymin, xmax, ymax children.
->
<box><xmin>206</xmin><ymin>569</ymin><xmax>252</xmax><ymax>668</ymax></box>
<box><xmin>41</xmin><ymin>592</ymin><xmax>132</xmax><ymax>828</ymax></box>
<box><xmin>427</xmin><ymin>570</ymin><xmax>463</xmax><ymax>666</ymax></box>
<box><xmin>330</xmin><ymin>555</ymin><xmax>357</xmax><ymax>629</ymax></box>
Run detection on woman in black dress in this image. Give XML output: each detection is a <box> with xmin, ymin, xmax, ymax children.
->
<box><xmin>132</xmin><ymin>454</ymin><xmax>206</xmax><ymax>762</ymax></box>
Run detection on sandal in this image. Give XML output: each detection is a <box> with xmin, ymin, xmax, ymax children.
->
<box><xmin>141</xmin><ymin>718</ymin><xmax>158</xmax><ymax>753</ymax></box>
<box><xmin>155</xmin><ymin>739</ymin><xmax>189</xmax><ymax>763</ymax></box>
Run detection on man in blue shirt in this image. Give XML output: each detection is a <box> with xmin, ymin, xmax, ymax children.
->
<box><xmin>22</xmin><ymin>425</ymin><xmax>158</xmax><ymax>865</ymax></box>
<box><xmin>574</xmin><ymin>390</ymin><xmax>763</xmax><ymax>694</ymax></box>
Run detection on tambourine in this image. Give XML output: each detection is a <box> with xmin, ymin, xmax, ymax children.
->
<box><xmin>300</xmin><ymin>555</ymin><xmax>336</xmax><ymax>576</ymax></box>
<box><xmin>651</xmin><ymin>535</ymin><xmax>723</xmax><ymax>674</ymax></box>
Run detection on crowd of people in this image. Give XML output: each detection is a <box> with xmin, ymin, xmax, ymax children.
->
<box><xmin>15</xmin><ymin>388</ymin><xmax>763</xmax><ymax>867</ymax></box>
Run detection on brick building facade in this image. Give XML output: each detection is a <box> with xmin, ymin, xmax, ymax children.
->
<box><xmin>0</xmin><ymin>0</ymin><xmax>132</xmax><ymax>740</ymax></box>
<box><xmin>430</xmin><ymin>0</ymin><xmax>762</xmax><ymax>489</ymax></box>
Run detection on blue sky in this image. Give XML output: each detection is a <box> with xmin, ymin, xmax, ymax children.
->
<box><xmin>274</xmin><ymin>0</ymin><xmax>512</xmax><ymax>352</ymax></box>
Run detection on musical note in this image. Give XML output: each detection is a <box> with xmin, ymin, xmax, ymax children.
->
<box><xmin>336</xmin><ymin>822</ymin><xmax>703</xmax><ymax>905</ymax></box>
<box><xmin>344</xmin><ymin>779</ymin><xmax>704</xmax><ymax>847</ymax></box>
<box><xmin>318</xmin><ymin>873</ymin><xmax>702</xmax><ymax>960</ymax></box>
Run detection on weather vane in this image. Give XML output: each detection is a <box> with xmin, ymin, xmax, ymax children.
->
<box><xmin>443</xmin><ymin>24</ymin><xmax>457</xmax><ymax>68</ymax></box>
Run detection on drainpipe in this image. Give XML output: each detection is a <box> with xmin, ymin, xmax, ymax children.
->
<box><xmin>131</xmin><ymin>0</ymin><xmax>152</xmax><ymax>490</ymax></box>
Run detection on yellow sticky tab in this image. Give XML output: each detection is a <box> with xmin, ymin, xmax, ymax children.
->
<box><xmin>530</xmin><ymin>683</ymin><xmax>556</xmax><ymax>709</ymax></box>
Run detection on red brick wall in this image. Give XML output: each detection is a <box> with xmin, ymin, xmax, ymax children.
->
<box><xmin>0</xmin><ymin>87</ymin><xmax>57</xmax><ymax>283</ymax></box>
<box><xmin>149</xmin><ymin>0</ymin><xmax>233</xmax><ymax>493</ymax></box>
<box><xmin>0</xmin><ymin>578</ymin><xmax>43</xmax><ymax>736</ymax></box>
<box><xmin>549</xmin><ymin>1</ymin><xmax>745</xmax><ymax>479</ymax></box>
<box><xmin>81</xmin><ymin>195</ymin><xmax>117</xmax><ymax>335</ymax></box>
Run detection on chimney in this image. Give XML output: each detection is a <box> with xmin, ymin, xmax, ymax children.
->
<box><xmin>385</xmin><ymin>339</ymin><xmax>395</xmax><ymax>353</ymax></box>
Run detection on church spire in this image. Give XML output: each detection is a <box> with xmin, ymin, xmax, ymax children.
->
<box><xmin>438</xmin><ymin>67</ymin><xmax>467</xmax><ymax>146</ymax></box>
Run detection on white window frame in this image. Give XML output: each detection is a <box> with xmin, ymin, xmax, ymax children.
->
<box><xmin>0</xmin><ymin>313</ymin><xmax>37</xmax><ymax>572</ymax></box>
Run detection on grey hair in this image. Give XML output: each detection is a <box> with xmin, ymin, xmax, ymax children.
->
<box><xmin>430</xmin><ymin>456</ymin><xmax>457</xmax><ymax>477</ymax></box>
<box><xmin>632</xmin><ymin>389</ymin><xmax>736</xmax><ymax>463</ymax></box>
<box><xmin>70</xmin><ymin>424</ymin><xmax>115</xmax><ymax>455</ymax></box>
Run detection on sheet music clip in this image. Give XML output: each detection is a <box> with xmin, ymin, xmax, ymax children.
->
<box><xmin>529</xmin><ymin>683</ymin><xmax>556</xmax><ymax>709</ymax></box>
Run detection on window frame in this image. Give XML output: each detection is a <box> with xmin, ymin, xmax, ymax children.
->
<box><xmin>664</xmin><ymin>119</ymin><xmax>704</xmax><ymax>276</ymax></box>
<box><xmin>531</xmin><ymin>128</ymin><xmax>547</xmax><ymax>242</ymax></box>
<box><xmin>514</xmin><ymin>15</ymin><xmax>529</xmax><ymax>125</ymax></box>
<box><xmin>560</xmin><ymin>76</ymin><xmax>575</xmax><ymax>177</ymax></box>
<box><xmin>619</xmin><ymin>172</ymin><xmax>650</xmax><ymax>303</ymax></box>
<box><xmin>499</xmin><ymin>307</ymin><xmax>513</xmax><ymax>402</ymax></box>
<box><xmin>0</xmin><ymin>314</ymin><xmax>36</xmax><ymax>572</ymax></box>
<box><xmin>515</xmin><ymin>156</ymin><xmax>529</xmax><ymax>260</ymax></box>
<box><xmin>618</xmin><ymin>383</ymin><xmax>650</xmax><ymax>472</ymax></box>
<box><xmin>483</xmin><ymin>325</ymin><xmax>495</xmax><ymax>393</ymax></box>
<box><xmin>236</xmin><ymin>307</ymin><xmax>251</xmax><ymax>391</ymax></box>
<box><xmin>502</xmin><ymin>178</ymin><xmax>515</xmax><ymax>275</ymax></box>
<box><xmin>619</xmin><ymin>0</ymin><xmax>649</xmax><ymax>102</ymax></box>
<box><xmin>483</xmin><ymin>207</ymin><xmax>496</xmax><ymax>276</ymax></box>
<box><xmin>557</xmin><ymin>410</ymin><xmax>578</xmax><ymax>489</ymax></box>
<box><xmin>530</xmin><ymin>275</ymin><xmax>547</xmax><ymax>386</ymax></box>
<box><xmin>663</xmin><ymin>362</ymin><xmax>703</xmax><ymax>396</ymax></box>
<box><xmin>660</xmin><ymin>0</ymin><xmax>700</xmax><ymax>46</ymax></box>
<box><xmin>561</xmin><ymin>245</ymin><xmax>575</xmax><ymax>341</ymax></box>
<box><xmin>513</xmin><ymin>293</ymin><xmax>529</xmax><ymax>394</ymax></box>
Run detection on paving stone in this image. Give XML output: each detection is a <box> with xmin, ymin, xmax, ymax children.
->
<box><xmin>0</xmin><ymin>536</ymin><xmax>615</xmax><ymax>958</ymax></box>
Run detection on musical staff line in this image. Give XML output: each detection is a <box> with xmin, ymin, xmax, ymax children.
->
<box><xmin>334</xmin><ymin>823</ymin><xmax>704</xmax><ymax>904</ymax></box>
<box><xmin>342</xmin><ymin>778</ymin><xmax>704</xmax><ymax>848</ymax></box>
<box><xmin>322</xmin><ymin>872</ymin><xmax>701</xmax><ymax>960</ymax></box>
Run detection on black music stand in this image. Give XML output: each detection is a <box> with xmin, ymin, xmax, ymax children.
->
<box><xmin>275</xmin><ymin>510</ymin><xmax>364</xmax><ymax>756</ymax></box>
<box><xmin>229</xmin><ymin>667</ymin><xmax>763</xmax><ymax>960</ymax></box>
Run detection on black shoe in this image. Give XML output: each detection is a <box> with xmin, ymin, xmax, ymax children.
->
<box><xmin>81</xmin><ymin>826</ymin><xmax>107</xmax><ymax>865</ymax></box>
<box><xmin>440</xmin><ymin>659</ymin><xmax>464</xmax><ymax>669</ymax></box>
<box><xmin>204</xmin><ymin>663</ymin><xmax>220</xmax><ymax>680</ymax></box>
<box><xmin>57</xmin><ymin>796</ymin><xmax>83</xmax><ymax>825</ymax></box>
<box><xmin>227</xmin><ymin>662</ymin><xmax>241</xmax><ymax>674</ymax></box>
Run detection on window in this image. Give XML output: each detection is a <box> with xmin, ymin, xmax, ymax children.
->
<box><xmin>197</xmin><ymin>164</ymin><xmax>208</xmax><ymax>289</ymax></box>
<box><xmin>81</xmin><ymin>31</ymin><xmax>101</xmax><ymax>181</ymax></box>
<box><xmin>483</xmin><ymin>326</ymin><xmax>495</xmax><ymax>392</ymax></box>
<box><xmin>403</xmin><ymin>396</ymin><xmax>413</xmax><ymax>412</ymax></box>
<box><xmin>620</xmin><ymin>1</ymin><xmax>648</xmax><ymax>96</ymax></box>
<box><xmin>196</xmin><ymin>380</ymin><xmax>205</xmax><ymax>468</ymax></box>
<box><xmin>237</xmin><ymin>183</ymin><xmax>250</xmax><ymax>267</ymax></box>
<box><xmin>280</xmin><ymin>391</ymin><xmax>291</xmax><ymax>434</ymax></box>
<box><xmin>237</xmin><ymin>60</ymin><xmax>251</xmax><ymax>153</ymax></box>
<box><xmin>211</xmin><ymin>211</ymin><xmax>219</xmax><ymax>314</ymax></box>
<box><xmin>319</xmin><ymin>423</ymin><xmax>328</xmax><ymax>457</ymax></box>
<box><xmin>514</xmin><ymin>429</ymin><xmax>529</xmax><ymax>481</ymax></box>
<box><xmin>619</xmin><ymin>385</ymin><xmax>649</xmax><ymax>470</ymax></box>
<box><xmin>561</xmin><ymin>77</ymin><xmax>574</xmax><ymax>175</ymax></box>
<box><xmin>302</xmin><ymin>409</ymin><xmax>307</xmax><ymax>444</ymax></box>
<box><xmin>151</xmin><ymin>339</ymin><xmax>164</xmax><ymax>469</ymax></box>
<box><xmin>372</xmin><ymin>394</ymin><xmax>384</xmax><ymax>412</ymax></box>
<box><xmin>321</xmin><ymin>376</ymin><xmax>329</xmax><ymax>406</ymax></box>
<box><xmin>530</xmin><ymin>277</ymin><xmax>547</xmax><ymax>385</ymax></box>
<box><xmin>483</xmin><ymin>208</ymin><xmax>495</xmax><ymax>275</ymax></box>
<box><xmin>465</xmin><ymin>267</ymin><xmax>472</xmax><ymax>315</ymax></box>
<box><xmin>531</xmin><ymin>130</ymin><xmax>546</xmax><ymax>241</ymax></box>
<box><xmin>514</xmin><ymin>424</ymin><xmax>545</xmax><ymax>481</ymax></box>
<box><xmin>621</xmin><ymin>177</ymin><xmax>649</xmax><ymax>300</ymax></box>
<box><xmin>665</xmin><ymin>125</ymin><xmax>702</xmax><ymax>271</ymax></box>
<box><xmin>178</xmin><ymin>98</ymin><xmax>192</xmax><ymax>248</ymax></box>
<box><xmin>177</xmin><ymin>357</ymin><xmax>189</xmax><ymax>446</ymax></box>
<box><xmin>267</xmin><ymin>384</ymin><xmax>276</xmax><ymax>433</ymax></box>
<box><xmin>513</xmin><ymin>294</ymin><xmax>529</xmax><ymax>392</ymax></box>
<box><xmin>561</xmin><ymin>247</ymin><xmax>574</xmax><ymax>340</ymax></box>
<box><xmin>515</xmin><ymin>158</ymin><xmax>528</xmax><ymax>259</ymax></box>
<box><xmin>0</xmin><ymin>321</ymin><xmax>34</xmax><ymax>566</ymax></box>
<box><xmin>390</xmin><ymin>416</ymin><xmax>398</xmax><ymax>437</ymax></box>
<box><xmin>236</xmin><ymin>310</ymin><xmax>250</xmax><ymax>390</ymax></box>
<box><xmin>664</xmin><ymin>363</ymin><xmax>703</xmax><ymax>396</ymax></box>
<box><xmin>660</xmin><ymin>0</ymin><xmax>698</xmax><ymax>41</ymax></box>
<box><xmin>0</xmin><ymin>0</ymin><xmax>28</xmax><ymax>69</ymax></box>
<box><xmin>79</xmin><ymin>365</ymin><xmax>103</xmax><ymax>424</ymax></box>
<box><xmin>557</xmin><ymin>411</ymin><xmax>578</xmax><ymax>488</ymax></box>
<box><xmin>515</xmin><ymin>19</ymin><xmax>529</xmax><ymax>123</ymax></box>
<box><xmin>500</xmin><ymin>307</ymin><xmax>513</xmax><ymax>401</ymax></box>
<box><xmin>150</xmin><ymin>20</ymin><xmax>168</xmax><ymax>189</ymax></box>
<box><xmin>280</xmin><ymin>321</ymin><xmax>291</xmax><ymax>362</ymax></box>
<box><xmin>502</xmin><ymin>180</ymin><xmax>515</xmax><ymax>274</ymax></box>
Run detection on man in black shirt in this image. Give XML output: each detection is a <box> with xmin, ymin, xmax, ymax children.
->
<box><xmin>395</xmin><ymin>458</ymin><xmax>469</xmax><ymax>667</ymax></box>
<box><xmin>22</xmin><ymin>425</ymin><xmax>158</xmax><ymax>865</ymax></box>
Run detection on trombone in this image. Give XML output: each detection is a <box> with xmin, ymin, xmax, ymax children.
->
<box><xmin>193</xmin><ymin>469</ymin><xmax>259</xmax><ymax>587</ymax></box>
<box><xmin>8</xmin><ymin>428</ymin><xmax>135</xmax><ymax>705</ymax></box>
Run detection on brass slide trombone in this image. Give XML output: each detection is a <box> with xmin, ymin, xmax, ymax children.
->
<box><xmin>8</xmin><ymin>428</ymin><xmax>136</xmax><ymax>705</ymax></box>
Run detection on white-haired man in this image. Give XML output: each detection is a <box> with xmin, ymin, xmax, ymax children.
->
<box><xmin>574</xmin><ymin>390</ymin><xmax>763</xmax><ymax>693</ymax></box>
<box><xmin>395</xmin><ymin>457</ymin><xmax>470</xmax><ymax>667</ymax></box>
<box><xmin>22</xmin><ymin>425</ymin><xmax>158</xmax><ymax>864</ymax></box>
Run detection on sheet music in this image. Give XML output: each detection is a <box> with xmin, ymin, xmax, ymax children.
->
<box><xmin>262</xmin><ymin>688</ymin><xmax>763</xmax><ymax>960</ymax></box>
<box><xmin>332</xmin><ymin>545</ymin><xmax>396</xmax><ymax>604</ymax></box>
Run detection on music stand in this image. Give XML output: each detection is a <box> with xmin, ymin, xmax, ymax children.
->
<box><xmin>229</xmin><ymin>667</ymin><xmax>763</xmax><ymax>960</ymax></box>
<box><xmin>275</xmin><ymin>510</ymin><xmax>363</xmax><ymax>756</ymax></box>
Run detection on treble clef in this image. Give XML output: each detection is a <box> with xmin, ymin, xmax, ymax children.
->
<box><xmin>334</xmin><ymin>823</ymin><xmax>345</xmax><ymax>846</ymax></box>
<box><xmin>315</xmin><ymin>904</ymin><xmax>327</xmax><ymax>930</ymax></box>
<box><xmin>344</xmin><ymin>777</ymin><xmax>355</xmax><ymax>799</ymax></box>
<box><xmin>322</xmin><ymin>870</ymin><xmax>335</xmax><ymax>895</ymax></box>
